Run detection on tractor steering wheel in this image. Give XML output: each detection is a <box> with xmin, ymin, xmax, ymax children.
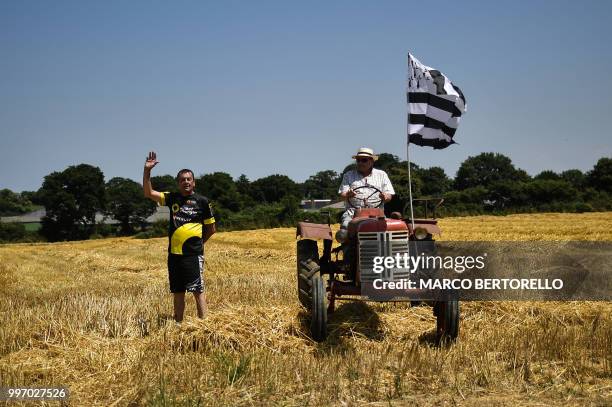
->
<box><xmin>348</xmin><ymin>185</ymin><xmax>384</xmax><ymax>209</ymax></box>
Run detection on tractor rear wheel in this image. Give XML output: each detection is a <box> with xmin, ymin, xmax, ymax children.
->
<box><xmin>434</xmin><ymin>300</ymin><xmax>459</xmax><ymax>345</ymax></box>
<box><xmin>310</xmin><ymin>273</ymin><xmax>328</xmax><ymax>342</ymax></box>
<box><xmin>297</xmin><ymin>239</ymin><xmax>320</xmax><ymax>309</ymax></box>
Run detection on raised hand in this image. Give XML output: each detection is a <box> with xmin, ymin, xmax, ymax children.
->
<box><xmin>144</xmin><ymin>151</ymin><xmax>159</xmax><ymax>171</ymax></box>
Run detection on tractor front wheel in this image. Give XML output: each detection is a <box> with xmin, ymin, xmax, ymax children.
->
<box><xmin>310</xmin><ymin>273</ymin><xmax>328</xmax><ymax>342</ymax></box>
<box><xmin>297</xmin><ymin>239</ymin><xmax>327</xmax><ymax>341</ymax></box>
<box><xmin>297</xmin><ymin>239</ymin><xmax>320</xmax><ymax>309</ymax></box>
<box><xmin>434</xmin><ymin>300</ymin><xmax>459</xmax><ymax>345</ymax></box>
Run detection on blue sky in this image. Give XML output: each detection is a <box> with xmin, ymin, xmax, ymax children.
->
<box><xmin>1</xmin><ymin>0</ymin><xmax>611</xmax><ymax>191</ymax></box>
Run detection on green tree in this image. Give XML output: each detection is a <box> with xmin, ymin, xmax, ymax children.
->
<box><xmin>385</xmin><ymin>163</ymin><xmax>422</xmax><ymax>215</ymax></box>
<box><xmin>560</xmin><ymin>169</ymin><xmax>586</xmax><ymax>190</ymax></box>
<box><xmin>374</xmin><ymin>153</ymin><xmax>401</xmax><ymax>171</ymax></box>
<box><xmin>454</xmin><ymin>152</ymin><xmax>529</xmax><ymax>190</ymax></box>
<box><xmin>235</xmin><ymin>174</ymin><xmax>251</xmax><ymax>196</ymax></box>
<box><xmin>105</xmin><ymin>177</ymin><xmax>156</xmax><ymax>234</ymax></box>
<box><xmin>250</xmin><ymin>174</ymin><xmax>301</xmax><ymax>203</ymax></box>
<box><xmin>487</xmin><ymin>180</ymin><xmax>529</xmax><ymax>210</ymax></box>
<box><xmin>196</xmin><ymin>172</ymin><xmax>242</xmax><ymax>212</ymax></box>
<box><xmin>0</xmin><ymin>189</ymin><xmax>35</xmax><ymax>216</ymax></box>
<box><xmin>0</xmin><ymin>222</ymin><xmax>27</xmax><ymax>242</ymax></box>
<box><xmin>38</xmin><ymin>164</ymin><xmax>106</xmax><ymax>241</ymax></box>
<box><xmin>587</xmin><ymin>157</ymin><xmax>612</xmax><ymax>193</ymax></box>
<box><xmin>303</xmin><ymin>170</ymin><xmax>341</xmax><ymax>200</ymax></box>
<box><xmin>235</xmin><ymin>174</ymin><xmax>256</xmax><ymax>209</ymax></box>
<box><xmin>278</xmin><ymin>195</ymin><xmax>300</xmax><ymax>223</ymax></box>
<box><xmin>442</xmin><ymin>186</ymin><xmax>489</xmax><ymax>215</ymax></box>
<box><xmin>525</xmin><ymin>179</ymin><xmax>576</xmax><ymax>205</ymax></box>
<box><xmin>151</xmin><ymin>175</ymin><xmax>178</xmax><ymax>193</ymax></box>
<box><xmin>20</xmin><ymin>190</ymin><xmax>43</xmax><ymax>206</ymax></box>
<box><xmin>534</xmin><ymin>170</ymin><xmax>561</xmax><ymax>180</ymax></box>
<box><xmin>418</xmin><ymin>166</ymin><xmax>451</xmax><ymax>196</ymax></box>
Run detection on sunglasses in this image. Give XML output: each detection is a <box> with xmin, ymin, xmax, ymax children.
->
<box><xmin>356</xmin><ymin>157</ymin><xmax>371</xmax><ymax>163</ymax></box>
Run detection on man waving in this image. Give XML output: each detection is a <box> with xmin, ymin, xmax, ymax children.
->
<box><xmin>143</xmin><ymin>151</ymin><xmax>216</xmax><ymax>322</ymax></box>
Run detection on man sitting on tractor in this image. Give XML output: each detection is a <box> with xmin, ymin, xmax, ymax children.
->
<box><xmin>336</xmin><ymin>147</ymin><xmax>395</xmax><ymax>242</ymax></box>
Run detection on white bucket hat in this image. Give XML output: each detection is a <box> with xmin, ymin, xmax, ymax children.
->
<box><xmin>352</xmin><ymin>147</ymin><xmax>378</xmax><ymax>161</ymax></box>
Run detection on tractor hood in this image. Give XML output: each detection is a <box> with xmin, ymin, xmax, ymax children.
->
<box><xmin>348</xmin><ymin>217</ymin><xmax>408</xmax><ymax>234</ymax></box>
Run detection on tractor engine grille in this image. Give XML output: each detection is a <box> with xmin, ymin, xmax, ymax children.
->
<box><xmin>358</xmin><ymin>231</ymin><xmax>411</xmax><ymax>283</ymax></box>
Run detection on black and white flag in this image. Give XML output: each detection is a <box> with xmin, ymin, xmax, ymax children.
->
<box><xmin>407</xmin><ymin>53</ymin><xmax>466</xmax><ymax>149</ymax></box>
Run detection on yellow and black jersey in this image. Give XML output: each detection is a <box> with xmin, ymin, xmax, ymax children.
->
<box><xmin>159</xmin><ymin>191</ymin><xmax>215</xmax><ymax>255</ymax></box>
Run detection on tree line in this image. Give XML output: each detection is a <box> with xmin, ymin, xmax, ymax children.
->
<box><xmin>0</xmin><ymin>153</ymin><xmax>610</xmax><ymax>242</ymax></box>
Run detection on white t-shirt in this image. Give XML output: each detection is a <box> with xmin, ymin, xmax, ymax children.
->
<box><xmin>338</xmin><ymin>168</ymin><xmax>395</xmax><ymax>221</ymax></box>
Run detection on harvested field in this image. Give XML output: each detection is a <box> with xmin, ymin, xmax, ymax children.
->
<box><xmin>0</xmin><ymin>212</ymin><xmax>611</xmax><ymax>405</ymax></box>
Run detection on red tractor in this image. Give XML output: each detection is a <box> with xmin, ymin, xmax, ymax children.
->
<box><xmin>296</xmin><ymin>185</ymin><xmax>459</xmax><ymax>343</ymax></box>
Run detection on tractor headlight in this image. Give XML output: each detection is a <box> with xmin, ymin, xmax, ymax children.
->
<box><xmin>414</xmin><ymin>227</ymin><xmax>429</xmax><ymax>240</ymax></box>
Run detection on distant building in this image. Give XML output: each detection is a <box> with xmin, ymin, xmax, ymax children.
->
<box><xmin>321</xmin><ymin>201</ymin><xmax>346</xmax><ymax>210</ymax></box>
<box><xmin>299</xmin><ymin>199</ymin><xmax>332</xmax><ymax>211</ymax></box>
<box><xmin>0</xmin><ymin>208</ymin><xmax>46</xmax><ymax>231</ymax></box>
<box><xmin>0</xmin><ymin>207</ymin><xmax>171</xmax><ymax>230</ymax></box>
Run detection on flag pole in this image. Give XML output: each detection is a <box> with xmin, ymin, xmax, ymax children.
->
<box><xmin>406</xmin><ymin>53</ymin><xmax>416</xmax><ymax>235</ymax></box>
<box><xmin>406</xmin><ymin>117</ymin><xmax>416</xmax><ymax>234</ymax></box>
<box><xmin>406</xmin><ymin>53</ymin><xmax>414</xmax><ymax>233</ymax></box>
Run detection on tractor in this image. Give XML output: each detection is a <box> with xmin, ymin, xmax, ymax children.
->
<box><xmin>296</xmin><ymin>184</ymin><xmax>459</xmax><ymax>343</ymax></box>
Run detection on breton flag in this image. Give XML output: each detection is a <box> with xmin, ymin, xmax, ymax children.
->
<box><xmin>407</xmin><ymin>53</ymin><xmax>467</xmax><ymax>149</ymax></box>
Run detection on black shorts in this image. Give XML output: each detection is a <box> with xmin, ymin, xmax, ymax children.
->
<box><xmin>167</xmin><ymin>254</ymin><xmax>204</xmax><ymax>293</ymax></box>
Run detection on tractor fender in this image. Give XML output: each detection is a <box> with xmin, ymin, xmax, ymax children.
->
<box><xmin>408</xmin><ymin>222</ymin><xmax>441</xmax><ymax>236</ymax></box>
<box><xmin>297</xmin><ymin>222</ymin><xmax>333</xmax><ymax>241</ymax></box>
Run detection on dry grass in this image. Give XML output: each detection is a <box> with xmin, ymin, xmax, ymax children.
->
<box><xmin>0</xmin><ymin>212</ymin><xmax>611</xmax><ymax>406</ymax></box>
